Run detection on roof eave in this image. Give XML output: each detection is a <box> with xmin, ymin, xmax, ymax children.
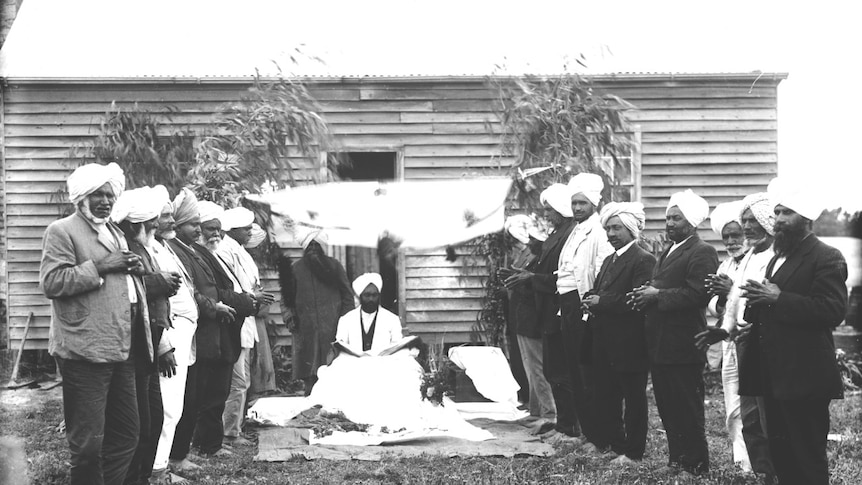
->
<box><xmin>0</xmin><ymin>72</ymin><xmax>789</xmax><ymax>85</ymax></box>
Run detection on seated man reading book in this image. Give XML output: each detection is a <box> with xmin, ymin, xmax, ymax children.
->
<box><xmin>334</xmin><ymin>273</ymin><xmax>407</xmax><ymax>357</ymax></box>
<box><xmin>311</xmin><ymin>273</ymin><xmax>425</xmax><ymax>428</ymax></box>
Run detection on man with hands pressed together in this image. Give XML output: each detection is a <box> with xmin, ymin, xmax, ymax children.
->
<box><xmin>41</xmin><ymin>163</ymin><xmax>150</xmax><ymax>485</ymax></box>
<box><xmin>736</xmin><ymin>179</ymin><xmax>846</xmax><ymax>485</ymax></box>
<box><xmin>112</xmin><ymin>185</ymin><xmax>183</xmax><ymax>485</ymax></box>
<box><xmin>581</xmin><ymin>202</ymin><xmax>655</xmax><ymax>466</ymax></box>
<box><xmin>627</xmin><ymin>189</ymin><xmax>718</xmax><ymax>477</ymax></box>
<box><xmin>504</xmin><ymin>183</ymin><xmax>576</xmax><ymax>442</ymax></box>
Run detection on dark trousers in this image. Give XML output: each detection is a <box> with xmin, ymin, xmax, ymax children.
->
<box><xmin>57</xmin><ymin>357</ymin><xmax>139</xmax><ymax>485</ymax></box>
<box><xmin>123</xmin><ymin>369</ymin><xmax>163</xmax><ymax>485</ymax></box>
<box><xmin>763</xmin><ymin>395</ymin><xmax>831</xmax><ymax>485</ymax></box>
<box><xmin>741</xmin><ymin>395</ymin><xmax>774</xmax><ymax>476</ymax></box>
<box><xmin>651</xmin><ymin>363</ymin><xmax>709</xmax><ymax>473</ymax></box>
<box><xmin>559</xmin><ymin>291</ymin><xmax>595</xmax><ymax>441</ymax></box>
<box><xmin>542</xmin><ymin>330</ymin><xmax>579</xmax><ymax>437</ymax></box>
<box><xmin>593</xmin><ymin>364</ymin><xmax>649</xmax><ymax>459</ymax></box>
<box><xmin>171</xmin><ymin>360</ymin><xmax>233</xmax><ymax>457</ymax></box>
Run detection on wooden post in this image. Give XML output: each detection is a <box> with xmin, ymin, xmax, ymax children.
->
<box><xmin>7</xmin><ymin>311</ymin><xmax>33</xmax><ymax>386</ymax></box>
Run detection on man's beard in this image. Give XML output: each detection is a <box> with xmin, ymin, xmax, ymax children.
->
<box><xmin>361</xmin><ymin>301</ymin><xmax>379</xmax><ymax>313</ymax></box>
<box><xmin>205</xmin><ymin>237</ymin><xmax>221</xmax><ymax>252</ymax></box>
<box><xmin>79</xmin><ymin>202</ymin><xmax>108</xmax><ymax>224</ymax></box>
<box><xmin>134</xmin><ymin>227</ymin><xmax>157</xmax><ymax>248</ymax></box>
<box><xmin>306</xmin><ymin>252</ymin><xmax>342</xmax><ymax>288</ymax></box>
<box><xmin>773</xmin><ymin>224</ymin><xmax>806</xmax><ymax>255</ymax></box>
<box><xmin>726</xmin><ymin>240</ymin><xmax>750</xmax><ymax>260</ymax></box>
<box><xmin>157</xmin><ymin>229</ymin><xmax>176</xmax><ymax>241</ymax></box>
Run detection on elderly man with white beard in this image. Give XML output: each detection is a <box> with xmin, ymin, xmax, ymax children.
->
<box><xmin>166</xmin><ymin>196</ymin><xmax>257</xmax><ymax>463</ymax></box>
<box><xmin>697</xmin><ymin>193</ymin><xmax>777</xmax><ymax>483</ymax></box>
<box><xmin>40</xmin><ymin>163</ymin><xmax>151</xmax><ymax>485</ymax></box>
<box><xmin>111</xmin><ymin>185</ymin><xmax>183</xmax><ymax>485</ymax></box>
<box><xmin>216</xmin><ymin>207</ymin><xmax>275</xmax><ymax>447</ymax></box>
<box><xmin>144</xmin><ymin>192</ymin><xmax>204</xmax><ymax>482</ymax></box>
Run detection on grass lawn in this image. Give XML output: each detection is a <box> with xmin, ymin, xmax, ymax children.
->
<box><xmin>2</xmin><ymin>372</ymin><xmax>861</xmax><ymax>484</ymax></box>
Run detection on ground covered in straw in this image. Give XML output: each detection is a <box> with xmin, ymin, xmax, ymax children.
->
<box><xmin>2</xmin><ymin>372</ymin><xmax>861</xmax><ymax>484</ymax></box>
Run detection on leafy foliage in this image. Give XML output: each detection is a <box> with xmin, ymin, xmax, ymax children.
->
<box><xmin>189</xmin><ymin>71</ymin><xmax>336</xmax><ymax>207</ymax></box>
<box><xmin>490</xmin><ymin>73</ymin><xmax>635</xmax><ymax>210</ymax></box>
<box><xmin>88</xmin><ymin>103</ymin><xmax>196</xmax><ymax>195</ymax></box>
<box><xmin>468</xmin><ymin>231</ymin><xmax>514</xmax><ymax>347</ymax></box>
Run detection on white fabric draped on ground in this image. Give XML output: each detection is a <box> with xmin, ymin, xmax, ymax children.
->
<box><xmin>248</xmin><ymin>352</ymin><xmax>494</xmax><ymax>445</ymax></box>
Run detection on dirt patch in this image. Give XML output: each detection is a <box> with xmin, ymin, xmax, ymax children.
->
<box><xmin>0</xmin><ymin>385</ymin><xmax>62</xmax><ymax>414</ymax></box>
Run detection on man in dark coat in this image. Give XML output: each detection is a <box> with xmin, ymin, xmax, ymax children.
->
<box><xmin>112</xmin><ymin>186</ymin><xmax>182</xmax><ymax>485</ymax></box>
<box><xmin>167</xmin><ymin>195</ymin><xmax>256</xmax><ymax>464</ymax></box>
<box><xmin>582</xmin><ymin>202</ymin><xmax>655</xmax><ymax>465</ymax></box>
<box><xmin>281</xmin><ymin>232</ymin><xmax>354</xmax><ymax>394</ymax></box>
<box><xmin>504</xmin><ymin>184</ymin><xmax>577</xmax><ymax>441</ymax></box>
<box><xmin>738</xmin><ymin>179</ymin><xmax>847</xmax><ymax>485</ymax></box>
<box><xmin>629</xmin><ymin>189</ymin><xmax>718</xmax><ymax>476</ymax></box>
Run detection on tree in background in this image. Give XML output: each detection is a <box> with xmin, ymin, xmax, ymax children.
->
<box><xmin>472</xmin><ymin>73</ymin><xmax>635</xmax><ymax>346</ymax></box>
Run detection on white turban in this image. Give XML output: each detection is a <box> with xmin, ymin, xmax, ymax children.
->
<box><xmin>539</xmin><ymin>183</ymin><xmax>574</xmax><ymax>218</ymax></box>
<box><xmin>667</xmin><ymin>189</ymin><xmax>710</xmax><ymax>228</ymax></box>
<box><xmin>352</xmin><ymin>272</ymin><xmax>383</xmax><ymax>296</ymax></box>
<box><xmin>198</xmin><ymin>201</ymin><xmax>225</xmax><ymax>224</ymax></box>
<box><xmin>67</xmin><ymin>162</ymin><xmax>125</xmax><ymax>204</ymax></box>
<box><xmin>246</xmin><ymin>223</ymin><xmax>266</xmax><ymax>249</ymax></box>
<box><xmin>301</xmin><ymin>230</ymin><xmax>328</xmax><ymax>250</ymax></box>
<box><xmin>740</xmin><ymin>192</ymin><xmax>775</xmax><ymax>236</ymax></box>
<box><xmin>505</xmin><ymin>214</ymin><xmax>547</xmax><ymax>243</ymax></box>
<box><xmin>709</xmin><ymin>200</ymin><xmax>745</xmax><ymax>237</ymax></box>
<box><xmin>110</xmin><ymin>185</ymin><xmax>170</xmax><ymax>224</ymax></box>
<box><xmin>600</xmin><ymin>202</ymin><xmax>646</xmax><ymax>239</ymax></box>
<box><xmin>567</xmin><ymin>173</ymin><xmax>604</xmax><ymax>206</ymax></box>
<box><xmin>220</xmin><ymin>207</ymin><xmax>255</xmax><ymax>231</ymax></box>
<box><xmin>172</xmin><ymin>188</ymin><xmax>199</xmax><ymax>226</ymax></box>
<box><xmin>767</xmin><ymin>177</ymin><xmax>823</xmax><ymax>221</ymax></box>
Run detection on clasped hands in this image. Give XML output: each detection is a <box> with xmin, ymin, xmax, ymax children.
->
<box><xmin>499</xmin><ymin>266</ymin><xmax>532</xmax><ymax>289</ymax></box>
<box><xmin>97</xmin><ymin>250</ymin><xmax>144</xmax><ymax>275</ymax></box>
<box><xmin>626</xmin><ymin>284</ymin><xmax>659</xmax><ymax>311</ymax></box>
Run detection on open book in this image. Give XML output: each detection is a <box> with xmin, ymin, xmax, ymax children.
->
<box><xmin>332</xmin><ymin>335</ymin><xmax>420</xmax><ymax>358</ymax></box>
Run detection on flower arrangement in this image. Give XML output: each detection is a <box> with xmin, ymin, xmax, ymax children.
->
<box><xmin>420</xmin><ymin>345</ymin><xmax>456</xmax><ymax>406</ymax></box>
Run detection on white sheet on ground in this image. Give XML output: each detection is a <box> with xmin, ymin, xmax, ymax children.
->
<box><xmin>247</xmin><ymin>352</ymin><xmax>494</xmax><ymax>445</ymax></box>
<box><xmin>448</xmin><ymin>346</ymin><xmax>521</xmax><ymax>406</ymax></box>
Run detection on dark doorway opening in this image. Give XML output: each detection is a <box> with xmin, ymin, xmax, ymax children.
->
<box><xmin>332</xmin><ymin>152</ymin><xmax>399</xmax><ymax>313</ymax></box>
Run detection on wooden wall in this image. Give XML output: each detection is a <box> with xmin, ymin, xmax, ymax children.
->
<box><xmin>0</xmin><ymin>74</ymin><xmax>783</xmax><ymax>349</ymax></box>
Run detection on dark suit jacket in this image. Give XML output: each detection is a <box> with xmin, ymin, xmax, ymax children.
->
<box><xmin>127</xmin><ymin>239</ymin><xmax>174</xmax><ymax>370</ymax></box>
<box><xmin>168</xmin><ymin>239</ymin><xmax>255</xmax><ymax>364</ymax></box>
<box><xmin>590</xmin><ymin>243</ymin><xmax>656</xmax><ymax>372</ymax></box>
<box><xmin>532</xmin><ymin>220</ymin><xmax>575</xmax><ymax>335</ymax></box>
<box><xmin>644</xmin><ymin>234</ymin><xmax>718</xmax><ymax>365</ymax></box>
<box><xmin>739</xmin><ymin>234</ymin><xmax>846</xmax><ymax>400</ymax></box>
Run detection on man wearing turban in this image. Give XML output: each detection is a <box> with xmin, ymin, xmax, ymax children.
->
<box><xmin>629</xmin><ymin>189</ymin><xmax>718</xmax><ymax>476</ymax></box>
<box><xmin>700</xmin><ymin>200</ymin><xmax>755</xmax><ymax>473</ymax></box>
<box><xmin>147</xmin><ymin>191</ymin><xmax>202</xmax><ymax>481</ymax></box>
<box><xmin>216</xmin><ymin>207</ymin><xmax>276</xmax><ymax>447</ymax></box>
<box><xmin>697</xmin><ymin>193</ymin><xmax>777</xmax><ymax>481</ymax></box>
<box><xmin>504</xmin><ymin>183</ymin><xmax>575</xmax><ymax>440</ymax></box>
<box><xmin>279</xmin><ymin>231</ymin><xmax>354</xmax><ymax>394</ymax></box>
<box><xmin>553</xmin><ymin>173</ymin><xmax>614</xmax><ymax>451</ymax></box>
<box><xmin>333</xmin><ymin>273</ymin><xmax>405</xmax><ymax>356</ymax></box>
<box><xmin>40</xmin><ymin>163</ymin><xmax>149</xmax><ymax>484</ymax></box>
<box><xmin>111</xmin><ymin>186</ymin><xmax>183</xmax><ymax>485</ymax></box>
<box><xmin>504</xmin><ymin>215</ymin><xmax>555</xmax><ymax>429</ymax></box>
<box><xmin>581</xmin><ymin>202</ymin><xmax>656</xmax><ymax>465</ymax></box>
<box><xmin>166</xmin><ymin>196</ymin><xmax>257</xmax><ymax>463</ymax></box>
<box><xmin>737</xmin><ymin>178</ymin><xmax>847</xmax><ymax>485</ymax></box>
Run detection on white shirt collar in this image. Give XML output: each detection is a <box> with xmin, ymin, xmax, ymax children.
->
<box><xmin>668</xmin><ymin>235</ymin><xmax>694</xmax><ymax>255</ymax></box>
<box><xmin>616</xmin><ymin>240</ymin><xmax>636</xmax><ymax>256</ymax></box>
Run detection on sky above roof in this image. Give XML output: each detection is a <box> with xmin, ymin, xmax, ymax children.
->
<box><xmin>2</xmin><ymin>0</ymin><xmax>860</xmax><ymax>209</ymax></box>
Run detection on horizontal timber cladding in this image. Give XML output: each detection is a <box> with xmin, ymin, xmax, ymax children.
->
<box><xmin>1</xmin><ymin>74</ymin><xmax>783</xmax><ymax>350</ymax></box>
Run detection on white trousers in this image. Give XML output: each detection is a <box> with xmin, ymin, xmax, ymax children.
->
<box><xmin>222</xmin><ymin>348</ymin><xmax>252</xmax><ymax>438</ymax></box>
<box><xmin>722</xmin><ymin>340</ymin><xmax>751</xmax><ymax>472</ymax></box>
<box><xmin>152</xmin><ymin>364</ymin><xmax>189</xmax><ymax>471</ymax></box>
